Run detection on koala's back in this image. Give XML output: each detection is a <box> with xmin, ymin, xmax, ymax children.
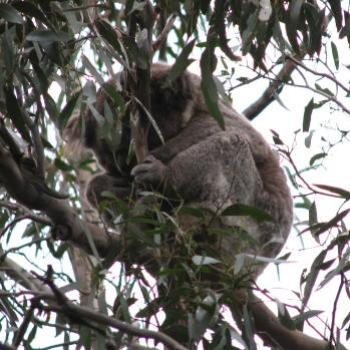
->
<box><xmin>65</xmin><ymin>63</ymin><xmax>293</xmax><ymax>273</ymax></box>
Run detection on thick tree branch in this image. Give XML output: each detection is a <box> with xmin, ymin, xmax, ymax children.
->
<box><xmin>0</xmin><ymin>143</ymin><xmax>119</xmax><ymax>257</ymax></box>
<box><xmin>0</xmin><ymin>257</ymin><xmax>189</xmax><ymax>350</ymax></box>
<box><xmin>234</xmin><ymin>291</ymin><xmax>334</xmax><ymax>350</ymax></box>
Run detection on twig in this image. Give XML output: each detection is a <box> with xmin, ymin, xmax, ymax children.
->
<box><xmin>1</xmin><ymin>236</ymin><xmax>51</xmax><ymax>259</ymax></box>
<box><xmin>233</xmin><ymin>291</ymin><xmax>333</xmax><ymax>350</ymax></box>
<box><xmin>329</xmin><ymin>273</ymin><xmax>344</xmax><ymax>344</ymax></box>
<box><xmin>0</xmin><ymin>215</ymin><xmax>51</xmax><ymax>239</ymax></box>
<box><xmin>153</xmin><ymin>14</ymin><xmax>176</xmax><ymax>51</ymax></box>
<box><xmin>280</xmin><ymin>148</ymin><xmax>344</xmax><ymax>198</ymax></box>
<box><xmin>2</xmin><ymin>255</ymin><xmax>189</xmax><ymax>350</ymax></box>
<box><xmin>12</xmin><ymin>300</ymin><xmax>37</xmax><ymax>347</ymax></box>
<box><xmin>286</xmin><ymin>55</ymin><xmax>350</xmax><ymax>95</ymax></box>
<box><xmin>4</xmin><ymin>257</ymin><xmax>189</xmax><ymax>350</ymax></box>
<box><xmin>283</xmin><ymin>81</ymin><xmax>350</xmax><ymax>115</ymax></box>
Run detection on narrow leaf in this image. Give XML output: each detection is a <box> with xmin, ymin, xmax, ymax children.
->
<box><xmin>192</xmin><ymin>255</ymin><xmax>220</xmax><ymax>266</ymax></box>
<box><xmin>314</xmin><ymin>184</ymin><xmax>350</xmax><ymax>200</ymax></box>
<box><xmin>167</xmin><ymin>39</ymin><xmax>196</xmax><ymax>83</ymax></box>
<box><xmin>0</xmin><ymin>4</ymin><xmax>23</xmax><ymax>24</ymax></box>
<box><xmin>328</xmin><ymin>0</ymin><xmax>343</xmax><ymax>31</ymax></box>
<box><xmin>309</xmin><ymin>152</ymin><xmax>327</xmax><ymax>166</ymax></box>
<box><xmin>26</xmin><ymin>30</ymin><xmax>71</xmax><ymax>42</ymax></box>
<box><xmin>95</xmin><ymin>19</ymin><xmax>123</xmax><ymax>53</ymax></box>
<box><xmin>286</xmin><ymin>0</ymin><xmax>304</xmax><ymax>54</ymax></box>
<box><xmin>12</xmin><ymin>1</ymin><xmax>49</xmax><ymax>26</ymax></box>
<box><xmin>58</xmin><ymin>91</ymin><xmax>81</xmax><ymax>131</ymax></box>
<box><xmin>313</xmin><ymin>209</ymin><xmax>350</xmax><ymax>237</ymax></box>
<box><xmin>302</xmin><ymin>250</ymin><xmax>327</xmax><ymax>308</ymax></box>
<box><xmin>4</xmin><ymin>87</ymin><xmax>31</xmax><ymax>143</ymax></box>
<box><xmin>303</xmin><ymin>98</ymin><xmax>314</xmax><ymax>132</ymax></box>
<box><xmin>331</xmin><ymin>41</ymin><xmax>339</xmax><ymax>70</ymax></box>
<box><xmin>200</xmin><ymin>48</ymin><xmax>225</xmax><ymax>129</ymax></box>
<box><xmin>222</xmin><ymin>203</ymin><xmax>273</xmax><ymax>222</ymax></box>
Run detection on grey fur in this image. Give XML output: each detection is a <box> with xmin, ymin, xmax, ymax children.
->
<box><xmin>65</xmin><ymin>63</ymin><xmax>293</xmax><ymax>276</ymax></box>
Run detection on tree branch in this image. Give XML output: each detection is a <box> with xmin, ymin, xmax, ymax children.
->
<box><xmin>234</xmin><ymin>291</ymin><xmax>334</xmax><ymax>350</ymax></box>
<box><xmin>286</xmin><ymin>55</ymin><xmax>350</xmax><ymax>95</ymax></box>
<box><xmin>0</xmin><ymin>142</ymin><xmax>120</xmax><ymax>258</ymax></box>
<box><xmin>41</xmin><ymin>300</ymin><xmax>189</xmax><ymax>350</ymax></box>
<box><xmin>243</xmin><ymin>57</ymin><xmax>297</xmax><ymax>120</ymax></box>
<box><xmin>0</xmin><ymin>256</ymin><xmax>189</xmax><ymax>350</ymax></box>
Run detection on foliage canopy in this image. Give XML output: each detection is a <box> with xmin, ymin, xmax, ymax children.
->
<box><xmin>0</xmin><ymin>1</ymin><xmax>349</xmax><ymax>350</ymax></box>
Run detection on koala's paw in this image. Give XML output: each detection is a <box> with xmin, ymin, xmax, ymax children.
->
<box><xmin>86</xmin><ymin>174</ymin><xmax>131</xmax><ymax>207</ymax></box>
<box><xmin>131</xmin><ymin>155</ymin><xmax>167</xmax><ymax>186</ymax></box>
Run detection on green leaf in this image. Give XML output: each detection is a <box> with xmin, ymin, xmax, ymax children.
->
<box><xmin>309</xmin><ymin>201</ymin><xmax>318</xmax><ymax>225</ymax></box>
<box><xmin>82</xmin><ymin>55</ymin><xmax>105</xmax><ymax>85</ymax></box>
<box><xmin>277</xmin><ymin>303</ymin><xmax>296</xmax><ymax>330</ymax></box>
<box><xmin>304</xmin><ymin>130</ymin><xmax>314</xmax><ymax>148</ymax></box>
<box><xmin>309</xmin><ymin>202</ymin><xmax>319</xmax><ymax>243</ymax></box>
<box><xmin>319</xmin><ymin>247</ymin><xmax>350</xmax><ymax>288</ymax></box>
<box><xmin>303</xmin><ymin>98</ymin><xmax>314</xmax><ymax>132</ymax></box>
<box><xmin>43</xmin><ymin>93</ymin><xmax>59</xmax><ymax>124</ymax></box>
<box><xmin>95</xmin><ymin>19</ymin><xmax>123</xmax><ymax>53</ymax></box>
<box><xmin>26</xmin><ymin>30</ymin><xmax>71</xmax><ymax>42</ymax></box>
<box><xmin>314</xmin><ymin>184</ymin><xmax>350</xmax><ymax>200</ymax></box>
<box><xmin>135</xmin><ymin>298</ymin><xmax>159</xmax><ymax>318</ymax></box>
<box><xmin>2</xmin><ymin>29</ymin><xmax>15</xmax><ymax>75</ymax></box>
<box><xmin>192</xmin><ymin>255</ymin><xmax>220</xmax><ymax>266</ymax></box>
<box><xmin>0</xmin><ymin>4</ymin><xmax>23</xmax><ymax>24</ymax></box>
<box><xmin>312</xmin><ymin>209</ymin><xmax>350</xmax><ymax>237</ymax></box>
<box><xmin>12</xmin><ymin>1</ymin><xmax>49</xmax><ymax>26</ymax></box>
<box><xmin>221</xmin><ymin>203</ymin><xmax>273</xmax><ymax>222</ymax></box>
<box><xmin>331</xmin><ymin>41</ymin><xmax>339</xmax><ymax>70</ymax></box>
<box><xmin>166</xmin><ymin>39</ymin><xmax>196</xmax><ymax>83</ymax></box>
<box><xmin>315</xmin><ymin>83</ymin><xmax>334</xmax><ymax>97</ymax></box>
<box><xmin>242</xmin><ymin>305</ymin><xmax>257</xmax><ymax>350</ymax></box>
<box><xmin>293</xmin><ymin>310</ymin><xmax>323</xmax><ymax>329</ymax></box>
<box><xmin>4</xmin><ymin>87</ymin><xmax>31</xmax><ymax>143</ymax></box>
<box><xmin>54</xmin><ymin>158</ymin><xmax>73</xmax><ymax>172</ymax></box>
<box><xmin>58</xmin><ymin>91</ymin><xmax>81</xmax><ymax>131</ymax></box>
<box><xmin>79</xmin><ymin>326</ymin><xmax>92</xmax><ymax>350</ymax></box>
<box><xmin>286</xmin><ymin>0</ymin><xmax>304</xmax><ymax>54</ymax></box>
<box><xmin>178</xmin><ymin>206</ymin><xmax>205</xmax><ymax>218</ymax></box>
<box><xmin>100</xmin><ymin>191</ymin><xmax>129</xmax><ymax>214</ymax></box>
<box><xmin>27</xmin><ymin>325</ymin><xmax>37</xmax><ymax>344</ymax></box>
<box><xmin>309</xmin><ymin>152</ymin><xmax>326</xmax><ymax>166</ymax></box>
<box><xmin>304</xmin><ymin>4</ymin><xmax>324</xmax><ymax>55</ymax></box>
<box><xmin>302</xmin><ymin>250</ymin><xmax>327</xmax><ymax>309</ymax></box>
<box><xmin>328</xmin><ymin>0</ymin><xmax>343</xmax><ymax>31</ymax></box>
<box><xmin>200</xmin><ymin>48</ymin><xmax>225</xmax><ymax>129</ymax></box>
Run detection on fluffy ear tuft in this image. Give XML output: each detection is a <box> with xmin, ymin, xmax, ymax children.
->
<box><xmin>63</xmin><ymin>115</ymin><xmax>88</xmax><ymax>161</ymax></box>
<box><xmin>63</xmin><ymin>115</ymin><xmax>81</xmax><ymax>142</ymax></box>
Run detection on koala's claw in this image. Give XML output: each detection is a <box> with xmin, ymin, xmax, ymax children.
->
<box><xmin>131</xmin><ymin>155</ymin><xmax>166</xmax><ymax>186</ymax></box>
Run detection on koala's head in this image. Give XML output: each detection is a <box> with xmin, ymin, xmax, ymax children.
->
<box><xmin>149</xmin><ymin>63</ymin><xmax>200</xmax><ymax>117</ymax></box>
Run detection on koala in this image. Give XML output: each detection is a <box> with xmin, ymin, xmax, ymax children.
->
<box><xmin>65</xmin><ymin>63</ymin><xmax>293</xmax><ymax>277</ymax></box>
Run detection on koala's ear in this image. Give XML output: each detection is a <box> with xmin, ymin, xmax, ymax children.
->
<box><xmin>150</xmin><ymin>64</ymin><xmax>196</xmax><ymax>110</ymax></box>
<box><xmin>168</xmin><ymin>71</ymin><xmax>193</xmax><ymax>100</ymax></box>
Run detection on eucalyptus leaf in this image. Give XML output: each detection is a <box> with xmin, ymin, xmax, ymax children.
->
<box><xmin>0</xmin><ymin>4</ymin><xmax>23</xmax><ymax>24</ymax></box>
